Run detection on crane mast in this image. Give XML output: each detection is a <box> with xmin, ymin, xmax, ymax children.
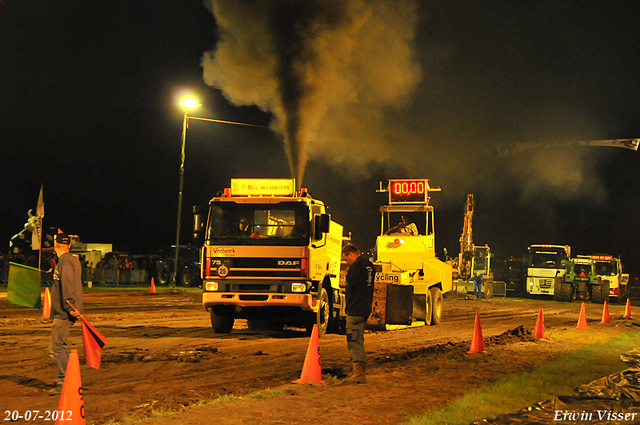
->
<box><xmin>458</xmin><ymin>194</ymin><xmax>474</xmax><ymax>278</ymax></box>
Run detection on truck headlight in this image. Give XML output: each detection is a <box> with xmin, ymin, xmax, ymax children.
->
<box><xmin>205</xmin><ymin>281</ymin><xmax>219</xmax><ymax>291</ymax></box>
<box><xmin>291</xmin><ymin>282</ymin><xmax>306</xmax><ymax>292</ymax></box>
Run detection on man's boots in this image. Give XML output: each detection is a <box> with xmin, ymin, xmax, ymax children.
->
<box><xmin>344</xmin><ymin>362</ymin><xmax>367</xmax><ymax>384</ymax></box>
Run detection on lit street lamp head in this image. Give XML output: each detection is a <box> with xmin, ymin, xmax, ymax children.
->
<box><xmin>181</xmin><ymin>97</ymin><xmax>201</xmax><ymax>110</ymax></box>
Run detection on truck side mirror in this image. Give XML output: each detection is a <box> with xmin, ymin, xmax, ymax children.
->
<box><xmin>193</xmin><ymin>205</ymin><xmax>204</xmax><ymax>245</ymax></box>
<box><xmin>313</xmin><ymin>214</ymin><xmax>330</xmax><ymax>240</ymax></box>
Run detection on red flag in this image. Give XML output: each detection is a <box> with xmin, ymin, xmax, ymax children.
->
<box><xmin>79</xmin><ymin>315</ymin><xmax>109</xmax><ymax>369</ymax></box>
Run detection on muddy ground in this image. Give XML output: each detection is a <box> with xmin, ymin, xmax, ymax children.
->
<box><xmin>1</xmin><ymin>289</ymin><xmax>638</xmax><ymax>424</ymax></box>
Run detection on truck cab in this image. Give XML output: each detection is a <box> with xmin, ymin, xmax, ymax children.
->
<box><xmin>198</xmin><ymin>179</ymin><xmax>343</xmax><ymax>336</ymax></box>
<box><xmin>583</xmin><ymin>255</ymin><xmax>629</xmax><ymax>302</ymax></box>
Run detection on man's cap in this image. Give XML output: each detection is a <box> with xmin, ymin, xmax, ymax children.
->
<box><xmin>55</xmin><ymin>233</ymin><xmax>71</xmax><ymax>245</ymax></box>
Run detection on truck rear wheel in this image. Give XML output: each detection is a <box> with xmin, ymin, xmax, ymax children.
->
<box><xmin>210</xmin><ymin>306</ymin><xmax>235</xmax><ymax>333</ymax></box>
<box><xmin>429</xmin><ymin>287</ymin><xmax>443</xmax><ymax>325</ymax></box>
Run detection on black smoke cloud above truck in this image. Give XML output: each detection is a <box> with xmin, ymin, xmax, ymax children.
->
<box><xmin>201</xmin><ymin>0</ymin><xmax>422</xmax><ymax>187</ymax></box>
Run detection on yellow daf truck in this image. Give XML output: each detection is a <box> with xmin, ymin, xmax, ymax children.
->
<box><xmin>198</xmin><ymin>179</ymin><xmax>344</xmax><ymax>336</ymax></box>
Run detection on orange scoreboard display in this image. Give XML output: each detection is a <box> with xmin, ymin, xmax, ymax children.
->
<box><xmin>389</xmin><ymin>179</ymin><xmax>428</xmax><ymax>204</ymax></box>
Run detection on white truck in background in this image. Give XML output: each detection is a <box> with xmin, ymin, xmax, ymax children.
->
<box><xmin>525</xmin><ymin>244</ymin><xmax>571</xmax><ymax>296</ymax></box>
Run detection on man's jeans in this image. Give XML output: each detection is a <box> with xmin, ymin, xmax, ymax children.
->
<box><xmin>474</xmin><ymin>283</ymin><xmax>483</xmax><ymax>299</ymax></box>
<box><xmin>49</xmin><ymin>318</ymin><xmax>72</xmax><ymax>382</ymax></box>
<box><xmin>346</xmin><ymin>316</ymin><xmax>367</xmax><ymax>363</ymax></box>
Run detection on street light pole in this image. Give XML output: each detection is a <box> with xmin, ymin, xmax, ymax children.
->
<box><xmin>171</xmin><ymin>97</ymin><xmax>266</xmax><ymax>286</ymax></box>
<box><xmin>173</xmin><ymin>98</ymin><xmax>200</xmax><ymax>286</ymax></box>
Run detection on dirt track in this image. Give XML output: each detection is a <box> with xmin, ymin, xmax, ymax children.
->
<box><xmin>1</xmin><ymin>289</ymin><xmax>638</xmax><ymax>424</ymax></box>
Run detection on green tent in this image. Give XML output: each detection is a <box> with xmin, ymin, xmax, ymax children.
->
<box><xmin>7</xmin><ymin>262</ymin><xmax>42</xmax><ymax>308</ymax></box>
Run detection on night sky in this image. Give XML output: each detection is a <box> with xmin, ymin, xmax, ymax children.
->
<box><xmin>2</xmin><ymin>1</ymin><xmax>640</xmax><ymax>272</ymax></box>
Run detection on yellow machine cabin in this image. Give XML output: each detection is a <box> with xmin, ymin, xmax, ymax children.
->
<box><xmin>371</xmin><ymin>179</ymin><xmax>453</xmax><ymax>327</ymax></box>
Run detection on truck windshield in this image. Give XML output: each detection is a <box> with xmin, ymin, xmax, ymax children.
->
<box><xmin>206</xmin><ymin>202</ymin><xmax>309</xmax><ymax>246</ymax></box>
<box><xmin>573</xmin><ymin>264</ymin><xmax>592</xmax><ymax>276</ymax></box>
<box><xmin>595</xmin><ymin>262</ymin><xmax>615</xmax><ymax>275</ymax></box>
<box><xmin>529</xmin><ymin>250</ymin><xmax>566</xmax><ymax>268</ymax></box>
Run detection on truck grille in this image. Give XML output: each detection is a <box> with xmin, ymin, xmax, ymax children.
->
<box><xmin>539</xmin><ymin>279</ymin><xmax>553</xmax><ymax>288</ymax></box>
<box><xmin>239</xmin><ymin>295</ymin><xmax>269</xmax><ymax>301</ymax></box>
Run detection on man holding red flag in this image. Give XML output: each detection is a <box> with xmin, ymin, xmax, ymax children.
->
<box><xmin>48</xmin><ymin>232</ymin><xmax>83</xmax><ymax>395</ymax></box>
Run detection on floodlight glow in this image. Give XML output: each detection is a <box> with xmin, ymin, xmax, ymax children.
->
<box><xmin>181</xmin><ymin>98</ymin><xmax>201</xmax><ymax>109</ymax></box>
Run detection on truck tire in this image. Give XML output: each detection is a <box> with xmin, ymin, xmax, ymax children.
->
<box><xmin>483</xmin><ymin>282</ymin><xmax>493</xmax><ymax>299</ymax></box>
<box><xmin>306</xmin><ymin>286</ymin><xmax>331</xmax><ymax>337</ymax></box>
<box><xmin>179</xmin><ymin>268</ymin><xmax>192</xmax><ymax>287</ymax></box>
<box><xmin>210</xmin><ymin>306</ymin><xmax>235</xmax><ymax>333</ymax></box>
<box><xmin>429</xmin><ymin>287</ymin><xmax>443</xmax><ymax>325</ymax></box>
<box><xmin>553</xmin><ymin>278</ymin><xmax>566</xmax><ymax>301</ymax></box>
<box><xmin>591</xmin><ymin>281</ymin><xmax>609</xmax><ymax>304</ymax></box>
<box><xmin>413</xmin><ymin>292</ymin><xmax>433</xmax><ymax>325</ymax></box>
<box><xmin>617</xmin><ymin>284</ymin><xmax>628</xmax><ymax>304</ymax></box>
<box><xmin>425</xmin><ymin>290</ymin><xmax>433</xmax><ymax>326</ymax></box>
<box><xmin>557</xmin><ymin>282</ymin><xmax>573</xmax><ymax>302</ymax></box>
<box><xmin>156</xmin><ymin>262</ymin><xmax>170</xmax><ymax>286</ymax></box>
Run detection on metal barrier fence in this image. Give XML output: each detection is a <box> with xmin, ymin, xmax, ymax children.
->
<box><xmin>492</xmin><ymin>281</ymin><xmax>507</xmax><ymax>297</ymax></box>
<box><xmin>0</xmin><ymin>266</ymin><xmax>148</xmax><ymax>287</ymax></box>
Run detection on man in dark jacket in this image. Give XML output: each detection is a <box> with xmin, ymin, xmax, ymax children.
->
<box><xmin>48</xmin><ymin>232</ymin><xmax>83</xmax><ymax>394</ymax></box>
<box><xmin>342</xmin><ymin>243</ymin><xmax>375</xmax><ymax>384</ymax></box>
<box><xmin>468</xmin><ymin>272</ymin><xmax>485</xmax><ymax>300</ymax></box>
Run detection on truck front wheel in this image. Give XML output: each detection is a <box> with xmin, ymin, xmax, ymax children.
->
<box><xmin>429</xmin><ymin>287</ymin><xmax>443</xmax><ymax>325</ymax></box>
<box><xmin>210</xmin><ymin>306</ymin><xmax>235</xmax><ymax>333</ymax></box>
<box><xmin>306</xmin><ymin>287</ymin><xmax>331</xmax><ymax>337</ymax></box>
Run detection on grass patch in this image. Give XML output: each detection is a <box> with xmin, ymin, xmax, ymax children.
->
<box><xmin>406</xmin><ymin>330</ymin><xmax>640</xmax><ymax>425</ymax></box>
<box><xmin>103</xmin><ymin>388</ymin><xmax>285</xmax><ymax>424</ymax></box>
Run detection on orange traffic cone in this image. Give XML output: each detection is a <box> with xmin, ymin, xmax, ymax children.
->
<box><xmin>468</xmin><ymin>312</ymin><xmax>486</xmax><ymax>353</ymax></box>
<box><xmin>534</xmin><ymin>307</ymin><xmax>545</xmax><ymax>339</ymax></box>
<box><xmin>150</xmin><ymin>277</ymin><xmax>157</xmax><ymax>294</ymax></box>
<box><xmin>576</xmin><ymin>302</ymin><xmax>589</xmax><ymax>330</ymax></box>
<box><xmin>293</xmin><ymin>324</ymin><xmax>323</xmax><ymax>385</ymax></box>
<box><xmin>624</xmin><ymin>298</ymin><xmax>632</xmax><ymax>319</ymax></box>
<box><xmin>55</xmin><ymin>349</ymin><xmax>86</xmax><ymax>424</ymax></box>
<box><xmin>601</xmin><ymin>300</ymin><xmax>611</xmax><ymax>323</ymax></box>
<box><xmin>42</xmin><ymin>287</ymin><xmax>51</xmax><ymax>318</ymax></box>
